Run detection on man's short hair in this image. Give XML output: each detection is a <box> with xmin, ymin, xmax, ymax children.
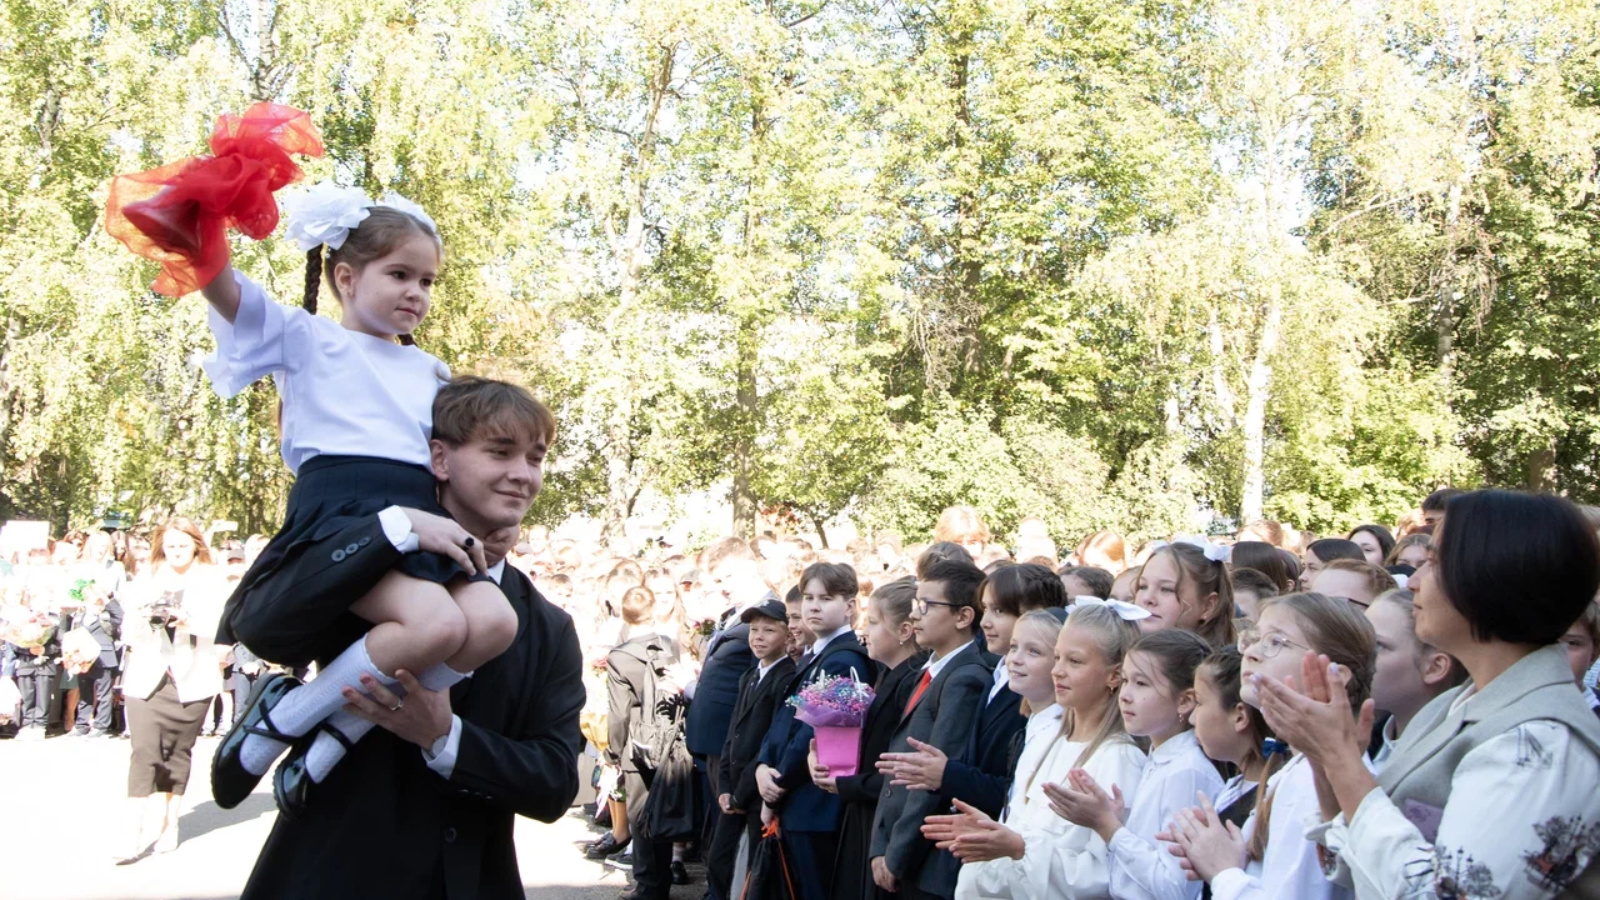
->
<box><xmin>922</xmin><ymin>558</ymin><xmax>988</xmax><ymax>611</ymax></box>
<box><xmin>702</xmin><ymin>536</ymin><xmax>757</xmax><ymax>575</ymax></box>
<box><xmin>620</xmin><ymin>586</ymin><xmax>657</xmax><ymax>625</ymax></box>
<box><xmin>1421</xmin><ymin>487</ymin><xmax>1464</xmax><ymax>513</ymax></box>
<box><xmin>1230</xmin><ymin>567</ymin><xmax>1280</xmax><ymax>600</ymax></box>
<box><xmin>432</xmin><ymin>376</ymin><xmax>555</xmax><ymax>448</ymax></box>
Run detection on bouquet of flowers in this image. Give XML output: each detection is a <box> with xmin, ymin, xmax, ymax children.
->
<box><xmin>691</xmin><ymin>618</ymin><xmax>717</xmax><ymax>639</ymax></box>
<box><xmin>788</xmin><ymin>673</ymin><xmax>876</xmax><ymax>777</ymax></box>
<box><xmin>3</xmin><ymin>611</ymin><xmax>57</xmax><ymax>654</ymax></box>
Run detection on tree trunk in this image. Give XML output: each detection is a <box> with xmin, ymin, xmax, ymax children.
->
<box><xmin>1239</xmin><ymin>284</ymin><xmax>1282</xmax><ymax>525</ymax></box>
<box><xmin>731</xmin><ymin>325</ymin><xmax>759</xmax><ymax>539</ymax></box>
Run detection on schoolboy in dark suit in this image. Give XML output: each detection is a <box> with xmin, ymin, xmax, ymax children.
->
<box><xmin>706</xmin><ymin>597</ymin><xmax>796</xmax><ymax>900</ymax></box>
<box><xmin>869</xmin><ymin>559</ymin><xmax>994</xmax><ymax>900</ymax></box>
<box><xmin>754</xmin><ymin>562</ymin><xmax>874</xmax><ymax>900</ymax></box>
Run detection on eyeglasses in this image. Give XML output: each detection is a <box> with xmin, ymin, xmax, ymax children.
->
<box><xmin>1244</xmin><ymin>631</ymin><xmax>1311</xmax><ymax>659</ymax></box>
<box><xmin>914</xmin><ymin>599</ymin><xmax>961</xmax><ymax>616</ymax></box>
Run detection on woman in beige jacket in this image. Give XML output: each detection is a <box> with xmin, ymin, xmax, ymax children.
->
<box><xmin>117</xmin><ymin>517</ymin><xmax>229</xmax><ymax>862</ymax></box>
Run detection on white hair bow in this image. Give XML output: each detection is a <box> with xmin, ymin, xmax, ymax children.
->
<box><xmin>1150</xmin><ymin>535</ymin><xmax>1231</xmax><ymax>564</ymax></box>
<box><xmin>1070</xmin><ymin>597</ymin><xmax>1152</xmax><ymax>621</ymax></box>
<box><xmin>283</xmin><ymin>184</ymin><xmax>437</xmax><ymax>253</ymax></box>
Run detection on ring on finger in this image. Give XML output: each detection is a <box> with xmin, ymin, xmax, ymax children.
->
<box><xmin>389</xmin><ymin>699</ymin><xmax>404</xmax><ymax>712</ymax></box>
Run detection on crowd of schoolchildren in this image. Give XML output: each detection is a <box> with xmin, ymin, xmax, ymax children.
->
<box><xmin>572</xmin><ymin>491</ymin><xmax>1600</xmax><ymax>900</ymax></box>
<box><xmin>6</xmin><ymin>486</ymin><xmax>1600</xmax><ymax>900</ymax></box>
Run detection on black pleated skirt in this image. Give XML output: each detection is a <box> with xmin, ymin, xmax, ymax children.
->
<box><xmin>217</xmin><ymin>455</ymin><xmax>469</xmax><ymax>663</ymax></box>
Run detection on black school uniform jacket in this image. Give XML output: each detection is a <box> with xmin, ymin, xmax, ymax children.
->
<box><xmin>720</xmin><ymin>655</ymin><xmax>798</xmax><ymax>812</ymax></box>
<box><xmin>238</xmin><ymin>517</ymin><xmax>585</xmax><ymax>900</ymax></box>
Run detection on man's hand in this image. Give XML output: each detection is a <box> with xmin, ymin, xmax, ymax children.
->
<box><xmin>342</xmin><ymin>669</ymin><xmax>453</xmax><ymax>751</ymax></box>
<box><xmin>871</xmin><ymin>857</ymin><xmax>899</xmax><ymax>892</ymax></box>
<box><xmin>400</xmin><ymin>508</ymin><xmax>488</xmax><ymax>574</ymax></box>
<box><xmin>878</xmin><ymin>737</ymin><xmax>949</xmax><ymax>791</ymax></box>
<box><xmin>755</xmin><ymin>764</ymin><xmax>786</xmax><ymax>805</ymax></box>
<box><xmin>719</xmin><ymin>792</ymin><xmax>742</xmax><ymax>815</ymax></box>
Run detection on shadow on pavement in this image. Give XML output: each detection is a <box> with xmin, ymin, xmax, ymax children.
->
<box><xmin>179</xmin><ymin>792</ymin><xmax>279</xmax><ymax>844</ymax></box>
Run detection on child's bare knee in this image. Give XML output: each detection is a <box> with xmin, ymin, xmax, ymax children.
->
<box><xmin>478</xmin><ymin>598</ymin><xmax>519</xmax><ymax>655</ymax></box>
<box><xmin>417</xmin><ymin>603</ymin><xmax>470</xmax><ymax>661</ymax></box>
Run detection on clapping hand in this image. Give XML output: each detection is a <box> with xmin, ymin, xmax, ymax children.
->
<box><xmin>921</xmin><ymin>799</ymin><xmax>1026</xmax><ymax>863</ymax></box>
<box><xmin>1160</xmin><ymin>792</ymin><xmax>1245</xmax><ymax>883</ymax></box>
<box><xmin>1041</xmin><ymin>769</ymin><xmax>1126</xmax><ymax>842</ymax></box>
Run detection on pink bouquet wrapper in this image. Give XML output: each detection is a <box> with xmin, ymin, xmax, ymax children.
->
<box><xmin>814</xmin><ymin>725</ymin><xmax>863</xmax><ymax>777</ymax></box>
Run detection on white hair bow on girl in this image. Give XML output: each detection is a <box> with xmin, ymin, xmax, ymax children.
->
<box><xmin>282</xmin><ymin>183</ymin><xmax>437</xmax><ymax>252</ymax></box>
<box><xmin>1070</xmin><ymin>597</ymin><xmax>1152</xmax><ymax>621</ymax></box>
<box><xmin>1149</xmin><ymin>535</ymin><xmax>1232</xmax><ymax>564</ymax></box>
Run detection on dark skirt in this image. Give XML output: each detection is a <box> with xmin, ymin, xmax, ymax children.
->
<box><xmin>126</xmin><ymin>674</ymin><xmax>211</xmax><ymax>796</ymax></box>
<box><xmin>217</xmin><ymin>455</ymin><xmax>469</xmax><ymax>665</ymax></box>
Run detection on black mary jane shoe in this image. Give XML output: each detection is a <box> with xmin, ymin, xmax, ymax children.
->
<box><xmin>670</xmin><ymin>860</ymin><xmax>691</xmax><ymax>885</ymax></box>
<box><xmin>273</xmin><ymin>721</ymin><xmax>355</xmax><ymax>821</ymax></box>
<box><xmin>211</xmin><ymin>672</ymin><xmax>300</xmax><ymax>809</ymax></box>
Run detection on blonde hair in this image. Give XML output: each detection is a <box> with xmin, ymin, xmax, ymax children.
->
<box><xmin>149</xmin><ymin>517</ymin><xmax>213</xmax><ymax>569</ymax></box>
<box><xmin>934</xmin><ymin>506</ymin><xmax>991</xmax><ymax>546</ymax></box>
<box><xmin>1060</xmin><ymin>604</ymin><xmax>1141</xmax><ymax>768</ymax></box>
<box><xmin>1014</xmin><ymin>610</ymin><xmax>1066</xmax><ymax>715</ymax></box>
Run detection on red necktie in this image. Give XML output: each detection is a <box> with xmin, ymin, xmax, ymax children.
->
<box><xmin>904</xmin><ymin>669</ymin><xmax>932</xmax><ymax>715</ymax></box>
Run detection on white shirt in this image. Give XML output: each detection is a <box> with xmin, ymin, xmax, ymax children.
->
<box><xmin>756</xmin><ymin>657</ymin><xmax>783</xmax><ymax>684</ymax></box>
<box><xmin>1107</xmin><ymin>730</ymin><xmax>1226</xmax><ymax>900</ymax></box>
<box><xmin>1210</xmin><ymin>755</ymin><xmax>1351</xmax><ymax>900</ymax></box>
<box><xmin>989</xmin><ymin>662</ymin><xmax>1012</xmax><ymax>703</ymax></box>
<box><xmin>811</xmin><ymin>624</ymin><xmax>853</xmax><ymax>658</ymax></box>
<box><xmin>1310</xmin><ymin>715</ymin><xmax>1600</xmax><ymax>899</ymax></box>
<box><xmin>922</xmin><ymin>644</ymin><xmax>964</xmax><ymax>682</ymax></box>
<box><xmin>204</xmin><ymin>271</ymin><xmax>450</xmax><ymax>473</ymax></box>
<box><xmin>956</xmin><ymin>735</ymin><xmax>1147</xmax><ymax>900</ymax></box>
<box><xmin>1006</xmin><ymin>704</ymin><xmax>1065</xmax><ymax>814</ymax></box>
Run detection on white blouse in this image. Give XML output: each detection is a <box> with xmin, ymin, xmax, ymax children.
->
<box><xmin>203</xmin><ymin>270</ymin><xmax>450</xmax><ymax>473</ymax></box>
<box><xmin>1311</xmin><ymin>715</ymin><xmax>1600</xmax><ymax>899</ymax></box>
<box><xmin>955</xmin><ymin>735</ymin><xmax>1147</xmax><ymax>900</ymax></box>
<box><xmin>1210</xmin><ymin>755</ymin><xmax>1351</xmax><ymax>900</ymax></box>
<box><xmin>1006</xmin><ymin>704</ymin><xmax>1065</xmax><ymax>814</ymax></box>
<box><xmin>1108</xmin><ymin>729</ymin><xmax>1226</xmax><ymax>900</ymax></box>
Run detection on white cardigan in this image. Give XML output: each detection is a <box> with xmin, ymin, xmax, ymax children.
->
<box><xmin>120</xmin><ymin>564</ymin><xmax>229</xmax><ymax>703</ymax></box>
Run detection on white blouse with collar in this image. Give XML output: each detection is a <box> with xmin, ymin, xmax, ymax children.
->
<box><xmin>203</xmin><ymin>270</ymin><xmax>450</xmax><ymax>473</ymax></box>
<box><xmin>1107</xmin><ymin>729</ymin><xmax>1226</xmax><ymax>900</ymax></box>
<box><xmin>955</xmin><ymin>734</ymin><xmax>1146</xmax><ymax>900</ymax></box>
<box><xmin>1209</xmin><ymin>755</ymin><xmax>1352</xmax><ymax>900</ymax></box>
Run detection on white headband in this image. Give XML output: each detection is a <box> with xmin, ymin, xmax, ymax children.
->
<box><xmin>1149</xmin><ymin>535</ymin><xmax>1231</xmax><ymax>564</ymax></box>
<box><xmin>283</xmin><ymin>183</ymin><xmax>438</xmax><ymax>253</ymax></box>
<box><xmin>1070</xmin><ymin>597</ymin><xmax>1152</xmax><ymax>621</ymax></box>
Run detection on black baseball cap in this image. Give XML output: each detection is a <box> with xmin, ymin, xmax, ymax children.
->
<box><xmin>741</xmin><ymin>597</ymin><xmax>788</xmax><ymax>625</ymax></box>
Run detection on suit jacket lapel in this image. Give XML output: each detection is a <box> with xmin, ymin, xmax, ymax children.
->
<box><xmin>898</xmin><ymin>642</ymin><xmax>981</xmax><ymax>726</ymax></box>
<box><xmin>453</xmin><ymin>567</ymin><xmax>532</xmax><ymax>711</ymax></box>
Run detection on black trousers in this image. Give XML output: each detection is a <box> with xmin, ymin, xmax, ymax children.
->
<box><xmin>16</xmin><ymin>669</ymin><xmax>55</xmax><ymax>729</ymax></box>
<box><xmin>74</xmin><ymin>663</ymin><xmax>117</xmax><ymax>733</ymax></box>
<box><xmin>708</xmin><ymin>804</ymin><xmax>761</xmax><ymax>900</ymax></box>
<box><xmin>625</xmin><ymin>770</ymin><xmax>675</xmax><ymax>900</ymax></box>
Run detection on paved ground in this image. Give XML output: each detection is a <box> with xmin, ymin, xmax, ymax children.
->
<box><xmin>0</xmin><ymin>733</ymin><xmax>703</xmax><ymax>900</ymax></box>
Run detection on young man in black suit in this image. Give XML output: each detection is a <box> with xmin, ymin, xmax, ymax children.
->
<box><xmin>869</xmin><ymin>558</ymin><xmax>994</xmax><ymax>900</ymax></box>
<box><xmin>706</xmin><ymin>597</ymin><xmax>795</xmax><ymax>900</ymax></box>
<box><xmin>226</xmin><ymin>378</ymin><xmax>585</xmax><ymax>900</ymax></box>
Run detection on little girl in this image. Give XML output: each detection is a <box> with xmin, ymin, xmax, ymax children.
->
<box><xmin>104</xmin><ymin>108</ymin><xmax>522</xmax><ymax>813</ymax></box>
<box><xmin>1184</xmin><ymin>647</ymin><xmax>1277</xmax><ymax>900</ymax></box>
<box><xmin>1050</xmin><ymin>629</ymin><xmax>1224</xmax><ymax>900</ymax></box>
<box><xmin>1165</xmin><ymin>593</ymin><xmax>1375</xmax><ymax>900</ymax></box>
<box><xmin>1134</xmin><ymin>543</ymin><xmax>1235</xmax><ymax>647</ymax></box>
<box><xmin>927</xmin><ymin>603</ymin><xmax>1147</xmax><ymax>900</ymax></box>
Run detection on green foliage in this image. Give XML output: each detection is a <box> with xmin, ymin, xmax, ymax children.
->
<box><xmin>2</xmin><ymin>0</ymin><xmax>1596</xmax><ymax>546</ymax></box>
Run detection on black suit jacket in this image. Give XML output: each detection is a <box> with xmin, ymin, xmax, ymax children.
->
<box><xmin>939</xmin><ymin>667</ymin><xmax>1027</xmax><ymax>818</ymax></box>
<box><xmin>834</xmin><ymin>652</ymin><xmax>928</xmax><ymax>808</ymax></box>
<box><xmin>686</xmin><ymin>613</ymin><xmax>756</xmax><ymax>757</ymax></box>
<box><xmin>720</xmin><ymin>655</ymin><xmax>797</xmax><ymax>811</ymax></box>
<box><xmin>869</xmin><ymin>641</ymin><xmax>994</xmax><ymax>897</ymax></box>
<box><xmin>238</xmin><ymin>517</ymin><xmax>585</xmax><ymax>900</ymax></box>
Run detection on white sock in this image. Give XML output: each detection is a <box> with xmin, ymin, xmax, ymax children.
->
<box><xmin>303</xmin><ymin>662</ymin><xmax>472</xmax><ymax>783</ymax></box>
<box><xmin>238</xmin><ymin>635</ymin><xmax>393</xmax><ymax>776</ymax></box>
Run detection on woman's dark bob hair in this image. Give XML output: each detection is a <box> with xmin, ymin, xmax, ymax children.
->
<box><xmin>1436</xmin><ymin>490</ymin><xmax>1600</xmax><ymax>645</ymax></box>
